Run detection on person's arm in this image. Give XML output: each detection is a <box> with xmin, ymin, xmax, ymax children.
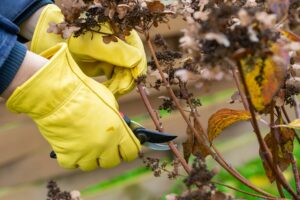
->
<box><xmin>19</xmin><ymin>5</ymin><xmax>47</xmax><ymax>41</ymax></box>
<box><xmin>1</xmin><ymin>50</ymin><xmax>48</xmax><ymax>99</ymax></box>
<box><xmin>0</xmin><ymin>0</ymin><xmax>52</xmax><ymax>98</ymax></box>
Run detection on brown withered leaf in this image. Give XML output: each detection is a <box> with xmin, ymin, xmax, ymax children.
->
<box><xmin>207</xmin><ymin>109</ymin><xmax>251</xmax><ymax>143</ymax></box>
<box><xmin>260</xmin><ymin>121</ymin><xmax>294</xmax><ymax>183</ymax></box>
<box><xmin>192</xmin><ymin>117</ymin><xmax>210</xmax><ymax>158</ymax></box>
<box><xmin>62</xmin><ymin>26</ymin><xmax>80</xmax><ymax>39</ymax></box>
<box><xmin>146</xmin><ymin>0</ymin><xmax>165</xmax><ymax>12</ymax></box>
<box><xmin>47</xmin><ymin>22</ymin><xmax>63</xmax><ymax>34</ymax></box>
<box><xmin>183</xmin><ymin>116</ymin><xmax>210</xmax><ymax>163</ymax></box>
<box><xmin>60</xmin><ymin>0</ymin><xmax>86</xmax><ymax>23</ymax></box>
<box><xmin>182</xmin><ymin>125</ymin><xmax>193</xmax><ymax>164</ymax></box>
<box><xmin>102</xmin><ymin>35</ymin><xmax>118</xmax><ymax>44</ymax></box>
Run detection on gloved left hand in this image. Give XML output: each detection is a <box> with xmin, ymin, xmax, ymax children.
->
<box><xmin>30</xmin><ymin>4</ymin><xmax>147</xmax><ymax>97</ymax></box>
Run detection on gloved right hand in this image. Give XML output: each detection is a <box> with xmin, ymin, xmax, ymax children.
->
<box><xmin>6</xmin><ymin>43</ymin><xmax>141</xmax><ymax>171</ymax></box>
<box><xmin>30</xmin><ymin>4</ymin><xmax>147</xmax><ymax>97</ymax></box>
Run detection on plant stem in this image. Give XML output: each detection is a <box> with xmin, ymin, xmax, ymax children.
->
<box><xmin>137</xmin><ymin>84</ymin><xmax>192</xmax><ymax>173</ymax></box>
<box><xmin>270</xmin><ymin>103</ymin><xmax>285</xmax><ymax>198</ymax></box>
<box><xmin>145</xmin><ymin>35</ymin><xmax>275</xmax><ymax>198</ymax></box>
<box><xmin>281</xmin><ymin>106</ymin><xmax>300</xmax><ymax>144</ymax></box>
<box><xmin>290</xmin><ymin>153</ymin><xmax>300</xmax><ymax>196</ymax></box>
<box><xmin>211</xmin><ymin>181</ymin><xmax>281</xmax><ymax>200</ymax></box>
<box><xmin>231</xmin><ymin>68</ymin><xmax>249</xmax><ymax>110</ymax></box>
<box><xmin>236</xmin><ymin>61</ymin><xmax>298</xmax><ymax>199</ymax></box>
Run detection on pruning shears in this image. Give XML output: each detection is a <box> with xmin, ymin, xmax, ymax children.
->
<box><xmin>50</xmin><ymin>114</ymin><xmax>177</xmax><ymax>159</ymax></box>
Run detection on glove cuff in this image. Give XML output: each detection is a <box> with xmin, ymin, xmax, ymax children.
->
<box><xmin>30</xmin><ymin>4</ymin><xmax>65</xmax><ymax>54</ymax></box>
<box><xmin>6</xmin><ymin>43</ymin><xmax>83</xmax><ymax>118</ymax></box>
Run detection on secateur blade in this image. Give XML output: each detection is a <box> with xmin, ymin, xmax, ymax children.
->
<box><xmin>144</xmin><ymin>143</ymin><xmax>172</xmax><ymax>151</ymax></box>
<box><xmin>122</xmin><ymin>114</ymin><xmax>177</xmax><ymax>145</ymax></box>
<box><xmin>133</xmin><ymin>128</ymin><xmax>177</xmax><ymax>144</ymax></box>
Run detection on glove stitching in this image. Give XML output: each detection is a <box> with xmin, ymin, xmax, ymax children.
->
<box><xmin>30</xmin><ymin>5</ymin><xmax>50</xmax><ymax>52</ymax></box>
<box><xmin>36</xmin><ymin>83</ymin><xmax>83</xmax><ymax>119</ymax></box>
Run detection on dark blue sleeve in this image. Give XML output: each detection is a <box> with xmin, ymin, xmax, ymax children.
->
<box><xmin>0</xmin><ymin>15</ymin><xmax>27</xmax><ymax>94</ymax></box>
<box><xmin>0</xmin><ymin>0</ymin><xmax>53</xmax><ymax>25</ymax></box>
<box><xmin>0</xmin><ymin>0</ymin><xmax>53</xmax><ymax>94</ymax></box>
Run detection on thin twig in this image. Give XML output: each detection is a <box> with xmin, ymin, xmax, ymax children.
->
<box><xmin>145</xmin><ymin>35</ymin><xmax>275</xmax><ymax>198</ymax></box>
<box><xmin>290</xmin><ymin>153</ymin><xmax>300</xmax><ymax>196</ymax></box>
<box><xmin>211</xmin><ymin>181</ymin><xmax>281</xmax><ymax>200</ymax></box>
<box><xmin>236</xmin><ymin>61</ymin><xmax>298</xmax><ymax>199</ymax></box>
<box><xmin>137</xmin><ymin>84</ymin><xmax>192</xmax><ymax>173</ymax></box>
<box><xmin>270</xmin><ymin>103</ymin><xmax>285</xmax><ymax>198</ymax></box>
<box><xmin>231</xmin><ymin>66</ymin><xmax>249</xmax><ymax>110</ymax></box>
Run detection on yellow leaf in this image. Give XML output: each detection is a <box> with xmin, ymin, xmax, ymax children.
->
<box><xmin>240</xmin><ymin>43</ymin><xmax>288</xmax><ymax>112</ymax></box>
<box><xmin>207</xmin><ymin>109</ymin><xmax>251</xmax><ymax>143</ymax></box>
<box><xmin>284</xmin><ymin>119</ymin><xmax>300</xmax><ymax>129</ymax></box>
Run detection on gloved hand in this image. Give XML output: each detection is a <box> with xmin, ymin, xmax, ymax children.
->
<box><xmin>30</xmin><ymin>4</ymin><xmax>147</xmax><ymax>97</ymax></box>
<box><xmin>6</xmin><ymin>43</ymin><xmax>141</xmax><ymax>171</ymax></box>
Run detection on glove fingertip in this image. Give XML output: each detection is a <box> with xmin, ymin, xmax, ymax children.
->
<box><xmin>118</xmin><ymin>137</ymin><xmax>141</xmax><ymax>162</ymax></box>
<box><xmin>56</xmin><ymin>154</ymin><xmax>77</xmax><ymax>169</ymax></box>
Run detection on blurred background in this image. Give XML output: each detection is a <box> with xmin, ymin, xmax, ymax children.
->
<box><xmin>1</xmin><ymin>1</ymin><xmax>300</xmax><ymax>200</ymax></box>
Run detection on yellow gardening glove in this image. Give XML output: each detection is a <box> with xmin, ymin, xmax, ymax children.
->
<box><xmin>31</xmin><ymin>4</ymin><xmax>147</xmax><ymax>97</ymax></box>
<box><xmin>6</xmin><ymin>43</ymin><xmax>141</xmax><ymax>171</ymax></box>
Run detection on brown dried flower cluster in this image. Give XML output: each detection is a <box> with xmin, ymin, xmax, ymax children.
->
<box><xmin>47</xmin><ymin>180</ymin><xmax>81</xmax><ymax>200</ymax></box>
<box><xmin>49</xmin><ymin>0</ymin><xmax>174</xmax><ymax>41</ymax></box>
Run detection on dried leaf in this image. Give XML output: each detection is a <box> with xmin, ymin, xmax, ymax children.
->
<box><xmin>260</xmin><ymin>124</ymin><xmax>294</xmax><ymax>182</ymax></box>
<box><xmin>240</xmin><ymin>43</ymin><xmax>288</xmax><ymax>112</ymax></box>
<box><xmin>60</xmin><ymin>0</ymin><xmax>86</xmax><ymax>22</ymax></box>
<box><xmin>207</xmin><ymin>109</ymin><xmax>251</xmax><ymax>143</ymax></box>
<box><xmin>102</xmin><ymin>35</ymin><xmax>118</xmax><ymax>44</ymax></box>
<box><xmin>183</xmin><ymin>124</ymin><xmax>193</xmax><ymax>163</ymax></box>
<box><xmin>146</xmin><ymin>0</ymin><xmax>165</xmax><ymax>12</ymax></box>
<box><xmin>192</xmin><ymin>117</ymin><xmax>210</xmax><ymax>158</ymax></box>
<box><xmin>62</xmin><ymin>26</ymin><xmax>80</xmax><ymax>39</ymax></box>
<box><xmin>183</xmin><ymin>116</ymin><xmax>210</xmax><ymax>162</ymax></box>
<box><xmin>47</xmin><ymin>22</ymin><xmax>63</xmax><ymax>34</ymax></box>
